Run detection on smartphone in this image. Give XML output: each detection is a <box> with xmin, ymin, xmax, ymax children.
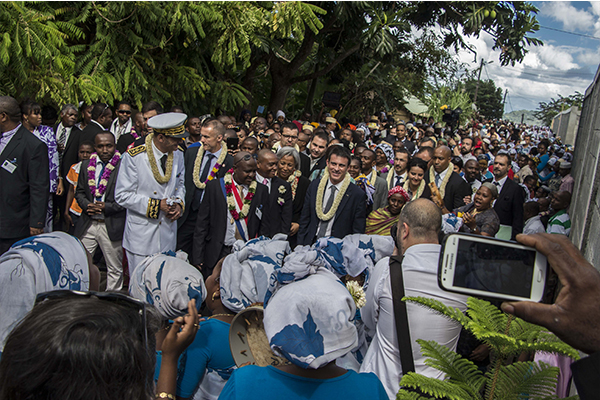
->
<box><xmin>438</xmin><ymin>233</ymin><xmax>547</xmax><ymax>302</ymax></box>
<box><xmin>226</xmin><ymin>137</ymin><xmax>239</xmax><ymax>150</ymax></box>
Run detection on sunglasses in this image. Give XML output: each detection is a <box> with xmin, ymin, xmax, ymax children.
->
<box><xmin>117</xmin><ymin>110</ymin><xmax>132</xmax><ymax>115</ymax></box>
<box><xmin>35</xmin><ymin>290</ymin><xmax>148</xmax><ymax>352</ymax></box>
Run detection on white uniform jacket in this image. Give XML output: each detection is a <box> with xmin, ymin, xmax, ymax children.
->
<box><xmin>115</xmin><ymin>143</ymin><xmax>185</xmax><ymax>256</ymax></box>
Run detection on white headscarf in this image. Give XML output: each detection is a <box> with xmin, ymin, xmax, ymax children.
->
<box><xmin>220</xmin><ymin>234</ymin><xmax>290</xmax><ymax>313</ymax></box>
<box><xmin>275</xmin><ymin>110</ymin><xmax>285</xmax><ymax>120</ymax></box>
<box><xmin>129</xmin><ymin>251</ymin><xmax>206</xmax><ymax>319</ymax></box>
<box><xmin>0</xmin><ymin>232</ymin><xmax>90</xmax><ymax>350</ymax></box>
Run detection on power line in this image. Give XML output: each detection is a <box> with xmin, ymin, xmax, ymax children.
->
<box><xmin>539</xmin><ymin>25</ymin><xmax>600</xmax><ymax>40</ymax></box>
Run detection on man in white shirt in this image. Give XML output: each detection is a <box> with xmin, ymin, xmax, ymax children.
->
<box><xmin>360</xmin><ymin>199</ymin><xmax>468</xmax><ymax>399</ymax></box>
<box><xmin>523</xmin><ymin>202</ymin><xmax>545</xmax><ymax>235</ymax></box>
<box><xmin>110</xmin><ymin>101</ymin><xmax>133</xmax><ymax>143</ymax></box>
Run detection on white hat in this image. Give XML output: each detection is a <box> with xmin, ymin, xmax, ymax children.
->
<box><xmin>148</xmin><ymin>112</ymin><xmax>189</xmax><ymax>138</ymax></box>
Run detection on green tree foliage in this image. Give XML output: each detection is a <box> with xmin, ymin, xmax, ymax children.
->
<box><xmin>425</xmin><ymin>86</ymin><xmax>475</xmax><ymax>126</ymax></box>
<box><xmin>534</xmin><ymin>92</ymin><xmax>584</xmax><ymax>127</ymax></box>
<box><xmin>464</xmin><ymin>79</ymin><xmax>504</xmax><ymax>119</ymax></box>
<box><xmin>396</xmin><ymin>297</ymin><xmax>579</xmax><ymax>400</ymax></box>
<box><xmin>0</xmin><ymin>1</ymin><xmax>542</xmax><ymax>117</ymax></box>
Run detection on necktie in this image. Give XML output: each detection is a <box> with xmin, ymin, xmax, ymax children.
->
<box><xmin>199</xmin><ymin>153</ymin><xmax>214</xmax><ymax>183</ymax></box>
<box><xmin>160</xmin><ymin>155</ymin><xmax>167</xmax><ymax>174</ymax></box>
<box><xmin>494</xmin><ymin>181</ymin><xmax>500</xmax><ymax>187</ymax></box>
<box><xmin>96</xmin><ymin>161</ymin><xmax>106</xmax><ymax>200</ymax></box>
<box><xmin>435</xmin><ymin>173</ymin><xmax>441</xmax><ymax>187</ymax></box>
<box><xmin>395</xmin><ymin>175</ymin><xmax>403</xmax><ymax>187</ymax></box>
<box><xmin>317</xmin><ymin>186</ymin><xmax>337</xmax><ymax>238</ymax></box>
<box><xmin>57</xmin><ymin>126</ymin><xmax>66</xmax><ymax>149</ymax></box>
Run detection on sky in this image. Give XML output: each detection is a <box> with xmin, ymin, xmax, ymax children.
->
<box><xmin>452</xmin><ymin>1</ymin><xmax>600</xmax><ymax>114</ymax></box>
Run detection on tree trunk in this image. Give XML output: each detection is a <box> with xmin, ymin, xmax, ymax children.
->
<box><xmin>268</xmin><ymin>60</ymin><xmax>293</xmax><ymax>112</ymax></box>
<box><xmin>303</xmin><ymin>64</ymin><xmax>319</xmax><ymax>115</ymax></box>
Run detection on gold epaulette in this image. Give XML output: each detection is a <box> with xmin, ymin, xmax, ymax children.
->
<box><xmin>127</xmin><ymin>144</ymin><xmax>146</xmax><ymax>157</ymax></box>
<box><xmin>178</xmin><ymin>145</ymin><xmax>186</xmax><ymax>152</ymax></box>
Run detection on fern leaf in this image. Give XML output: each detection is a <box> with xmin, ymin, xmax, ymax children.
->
<box><xmin>487</xmin><ymin>361</ymin><xmax>559</xmax><ymax>400</ymax></box>
<box><xmin>404</xmin><ymin>296</ymin><xmax>470</xmax><ymax>326</ymax></box>
<box><xmin>400</xmin><ymin>373</ymin><xmax>477</xmax><ymax>400</ymax></box>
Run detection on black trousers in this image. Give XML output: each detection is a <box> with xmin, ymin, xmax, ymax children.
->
<box><xmin>176</xmin><ymin>211</ymin><xmax>198</xmax><ymax>261</ymax></box>
<box><xmin>0</xmin><ymin>236</ymin><xmax>28</xmax><ymax>256</ymax></box>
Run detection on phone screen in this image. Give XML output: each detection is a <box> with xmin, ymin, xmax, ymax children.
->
<box><xmin>453</xmin><ymin>238</ymin><xmax>537</xmax><ymax>298</ymax></box>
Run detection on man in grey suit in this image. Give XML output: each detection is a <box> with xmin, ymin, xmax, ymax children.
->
<box><xmin>360</xmin><ymin>148</ymin><xmax>388</xmax><ymax>211</ymax></box>
<box><xmin>0</xmin><ymin>96</ymin><xmax>49</xmax><ymax>254</ymax></box>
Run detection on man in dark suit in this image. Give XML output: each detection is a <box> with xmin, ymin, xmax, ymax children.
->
<box><xmin>307</xmin><ymin>130</ymin><xmax>329</xmax><ymax>181</ymax></box>
<box><xmin>0</xmin><ymin>96</ymin><xmax>49</xmax><ymax>254</ymax></box>
<box><xmin>177</xmin><ymin>119</ymin><xmax>233</xmax><ymax>257</ymax></box>
<box><xmin>256</xmin><ymin>149</ymin><xmax>292</xmax><ymax>237</ymax></box>
<box><xmin>54</xmin><ymin>104</ymin><xmax>83</xmax><ymax>231</ymax></box>
<box><xmin>426</xmin><ymin>146</ymin><xmax>471</xmax><ymax>211</ymax></box>
<box><xmin>485</xmin><ymin>152</ymin><xmax>525</xmax><ymax>240</ymax></box>
<box><xmin>75</xmin><ymin>132</ymin><xmax>126</xmax><ymax>290</ymax></box>
<box><xmin>192</xmin><ymin>151</ymin><xmax>270</xmax><ymax>279</ymax></box>
<box><xmin>81</xmin><ymin>103</ymin><xmax>113</xmax><ymax>144</ymax></box>
<box><xmin>298</xmin><ymin>146</ymin><xmax>366</xmax><ymax>245</ymax></box>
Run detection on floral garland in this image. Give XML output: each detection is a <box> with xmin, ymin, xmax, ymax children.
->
<box><xmin>403</xmin><ymin>177</ymin><xmax>425</xmax><ymax>201</ymax></box>
<box><xmin>130</xmin><ymin>126</ymin><xmax>140</xmax><ymax>140</ymax></box>
<box><xmin>378</xmin><ymin>165</ymin><xmax>390</xmax><ymax>175</ymax></box>
<box><xmin>87</xmin><ymin>151</ymin><xmax>121</xmax><ymax>198</ymax></box>
<box><xmin>315</xmin><ymin>167</ymin><xmax>351</xmax><ymax>222</ymax></box>
<box><xmin>429</xmin><ymin>164</ymin><xmax>453</xmax><ymax>199</ymax></box>
<box><xmin>193</xmin><ymin>141</ymin><xmax>227</xmax><ymax>189</ymax></box>
<box><xmin>146</xmin><ymin>133</ymin><xmax>174</xmax><ymax>184</ymax></box>
<box><xmin>286</xmin><ymin>170</ymin><xmax>302</xmax><ymax>199</ymax></box>
<box><xmin>224</xmin><ymin>168</ymin><xmax>257</xmax><ymax>220</ymax></box>
<box><xmin>277</xmin><ymin>184</ymin><xmax>287</xmax><ymax>206</ymax></box>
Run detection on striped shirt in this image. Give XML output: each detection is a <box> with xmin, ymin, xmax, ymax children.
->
<box><xmin>547</xmin><ymin>209</ymin><xmax>571</xmax><ymax>236</ymax></box>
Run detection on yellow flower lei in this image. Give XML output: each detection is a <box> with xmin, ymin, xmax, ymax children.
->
<box><xmin>316</xmin><ymin>167</ymin><xmax>351</xmax><ymax>222</ymax></box>
<box><xmin>145</xmin><ymin>133</ymin><xmax>174</xmax><ymax>184</ymax></box>
<box><xmin>403</xmin><ymin>177</ymin><xmax>425</xmax><ymax>201</ymax></box>
<box><xmin>192</xmin><ymin>141</ymin><xmax>227</xmax><ymax>189</ymax></box>
<box><xmin>429</xmin><ymin>164</ymin><xmax>453</xmax><ymax>199</ymax></box>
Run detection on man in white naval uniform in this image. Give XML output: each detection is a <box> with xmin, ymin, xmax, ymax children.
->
<box><xmin>115</xmin><ymin>112</ymin><xmax>187</xmax><ymax>278</ymax></box>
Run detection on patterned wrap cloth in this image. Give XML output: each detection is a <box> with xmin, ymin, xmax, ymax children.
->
<box><xmin>129</xmin><ymin>251</ymin><xmax>206</xmax><ymax>319</ymax></box>
<box><xmin>0</xmin><ymin>232</ymin><xmax>90</xmax><ymax>350</ymax></box>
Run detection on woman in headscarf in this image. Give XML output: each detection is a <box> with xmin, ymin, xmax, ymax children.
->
<box><xmin>452</xmin><ymin>183</ymin><xmax>500</xmax><ymax>237</ymax></box>
<box><xmin>366</xmin><ymin>186</ymin><xmax>410</xmax><ymax>236</ymax></box>
<box><xmin>275</xmin><ymin>110</ymin><xmax>286</xmax><ymax>124</ymax></box>
<box><xmin>0</xmin><ymin>232</ymin><xmax>98</xmax><ymax>353</ymax></box>
<box><xmin>219</xmin><ymin>247</ymin><xmax>388</xmax><ymax>400</ymax></box>
<box><xmin>276</xmin><ymin>147</ymin><xmax>310</xmax><ymax>248</ymax></box>
<box><xmin>403</xmin><ymin>158</ymin><xmax>431</xmax><ymax>201</ymax></box>
<box><xmin>130</xmin><ymin>252</ymin><xmax>233</xmax><ymax>400</ymax></box>
<box><xmin>21</xmin><ymin>100</ymin><xmax>61</xmax><ymax>232</ymax></box>
<box><xmin>374</xmin><ymin>142</ymin><xmax>393</xmax><ymax>175</ymax></box>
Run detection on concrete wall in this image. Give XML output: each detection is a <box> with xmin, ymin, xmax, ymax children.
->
<box><xmin>570</xmin><ymin>65</ymin><xmax>600</xmax><ymax>270</ymax></box>
<box><xmin>552</xmin><ymin>106</ymin><xmax>580</xmax><ymax>146</ymax></box>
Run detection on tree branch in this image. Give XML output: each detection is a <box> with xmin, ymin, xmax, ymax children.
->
<box><xmin>291</xmin><ymin>43</ymin><xmax>360</xmax><ymax>84</ymax></box>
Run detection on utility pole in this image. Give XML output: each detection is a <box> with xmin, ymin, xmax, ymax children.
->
<box><xmin>473</xmin><ymin>58</ymin><xmax>485</xmax><ymax>104</ymax></box>
<box><xmin>502</xmin><ymin>89</ymin><xmax>508</xmax><ymax>116</ymax></box>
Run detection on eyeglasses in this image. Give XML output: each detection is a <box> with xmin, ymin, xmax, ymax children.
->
<box><xmin>117</xmin><ymin>110</ymin><xmax>132</xmax><ymax>115</ymax></box>
<box><xmin>281</xmin><ymin>134</ymin><xmax>298</xmax><ymax>140</ymax></box>
<box><xmin>35</xmin><ymin>290</ymin><xmax>148</xmax><ymax>352</ymax></box>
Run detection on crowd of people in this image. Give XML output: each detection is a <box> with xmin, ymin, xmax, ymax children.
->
<box><xmin>0</xmin><ymin>94</ymin><xmax>597</xmax><ymax>400</ymax></box>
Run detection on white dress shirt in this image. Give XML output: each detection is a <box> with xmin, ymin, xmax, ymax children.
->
<box><xmin>360</xmin><ymin>245</ymin><xmax>468</xmax><ymax>400</ymax></box>
<box><xmin>492</xmin><ymin>175</ymin><xmax>508</xmax><ymax>194</ymax></box>
<box><xmin>255</xmin><ymin>172</ymin><xmax>271</xmax><ymax>193</ymax></box>
<box><xmin>110</xmin><ymin>118</ymin><xmax>132</xmax><ymax>142</ymax></box>
<box><xmin>151</xmin><ymin>141</ymin><xmax>167</xmax><ymax>175</ymax></box>
<box><xmin>55</xmin><ymin>122</ymin><xmax>73</xmax><ymax>147</ymax></box>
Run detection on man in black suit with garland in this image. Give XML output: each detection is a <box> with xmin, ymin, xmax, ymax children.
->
<box><xmin>255</xmin><ymin>149</ymin><xmax>292</xmax><ymax>237</ymax></box>
<box><xmin>192</xmin><ymin>151</ymin><xmax>270</xmax><ymax>279</ymax></box>
<box><xmin>485</xmin><ymin>152</ymin><xmax>525</xmax><ymax>240</ymax></box>
<box><xmin>425</xmin><ymin>146</ymin><xmax>471</xmax><ymax>212</ymax></box>
<box><xmin>177</xmin><ymin>119</ymin><xmax>233</xmax><ymax>257</ymax></box>
<box><xmin>0</xmin><ymin>96</ymin><xmax>49</xmax><ymax>254</ymax></box>
<box><xmin>298</xmin><ymin>145</ymin><xmax>366</xmax><ymax>245</ymax></box>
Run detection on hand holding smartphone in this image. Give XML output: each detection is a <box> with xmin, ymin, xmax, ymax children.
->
<box><xmin>438</xmin><ymin>233</ymin><xmax>548</xmax><ymax>302</ymax></box>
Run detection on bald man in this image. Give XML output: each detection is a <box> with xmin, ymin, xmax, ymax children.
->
<box><xmin>256</xmin><ymin>149</ymin><xmax>292</xmax><ymax>237</ymax></box>
<box><xmin>425</xmin><ymin>146</ymin><xmax>471</xmax><ymax>211</ymax></box>
<box><xmin>192</xmin><ymin>151</ymin><xmax>270</xmax><ymax>278</ymax></box>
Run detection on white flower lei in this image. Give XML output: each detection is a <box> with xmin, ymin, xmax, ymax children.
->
<box><xmin>316</xmin><ymin>167</ymin><xmax>351</xmax><ymax>222</ymax></box>
<box><xmin>403</xmin><ymin>177</ymin><xmax>425</xmax><ymax>201</ymax></box>
<box><xmin>192</xmin><ymin>141</ymin><xmax>227</xmax><ymax>189</ymax></box>
<box><xmin>286</xmin><ymin>170</ymin><xmax>302</xmax><ymax>199</ymax></box>
<box><xmin>145</xmin><ymin>133</ymin><xmax>173</xmax><ymax>184</ymax></box>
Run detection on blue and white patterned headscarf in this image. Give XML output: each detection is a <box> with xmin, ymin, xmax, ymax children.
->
<box><xmin>0</xmin><ymin>232</ymin><xmax>90</xmax><ymax>350</ymax></box>
<box><xmin>220</xmin><ymin>234</ymin><xmax>290</xmax><ymax>313</ymax></box>
<box><xmin>264</xmin><ymin>267</ymin><xmax>358</xmax><ymax>369</ymax></box>
<box><xmin>129</xmin><ymin>252</ymin><xmax>206</xmax><ymax>319</ymax></box>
